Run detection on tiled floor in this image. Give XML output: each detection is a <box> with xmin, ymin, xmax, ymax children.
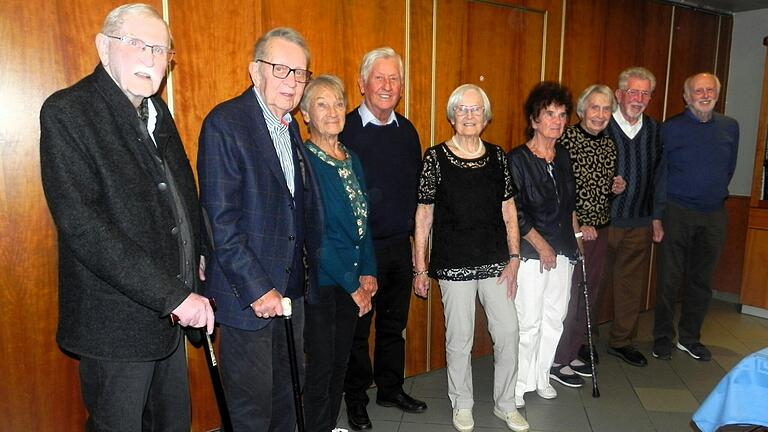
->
<box><xmin>334</xmin><ymin>298</ymin><xmax>768</xmax><ymax>432</ymax></box>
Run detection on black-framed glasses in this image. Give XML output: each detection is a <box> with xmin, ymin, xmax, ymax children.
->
<box><xmin>104</xmin><ymin>34</ymin><xmax>175</xmax><ymax>61</ymax></box>
<box><xmin>256</xmin><ymin>59</ymin><xmax>312</xmax><ymax>83</ymax></box>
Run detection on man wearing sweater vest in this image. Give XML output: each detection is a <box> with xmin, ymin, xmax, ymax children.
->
<box><xmin>341</xmin><ymin>47</ymin><xmax>426</xmax><ymax>430</ymax></box>
<box><xmin>602</xmin><ymin>67</ymin><xmax>665</xmax><ymax>368</ymax></box>
<box><xmin>652</xmin><ymin>73</ymin><xmax>738</xmax><ymax>362</ymax></box>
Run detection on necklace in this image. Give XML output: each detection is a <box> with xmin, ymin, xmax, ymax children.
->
<box><xmin>450</xmin><ymin>136</ymin><xmax>484</xmax><ymax>158</ymax></box>
<box><xmin>527</xmin><ymin>141</ymin><xmax>555</xmax><ymax>163</ymax></box>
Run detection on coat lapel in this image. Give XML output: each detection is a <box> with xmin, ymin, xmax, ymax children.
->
<box><xmin>241</xmin><ymin>89</ymin><xmax>297</xmax><ymax>196</ymax></box>
<box><xmin>91</xmin><ymin>65</ymin><xmax>163</xmax><ymax>181</ymax></box>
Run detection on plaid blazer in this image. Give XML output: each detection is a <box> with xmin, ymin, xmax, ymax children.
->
<box><xmin>197</xmin><ymin>88</ymin><xmax>323</xmax><ymax>331</ymax></box>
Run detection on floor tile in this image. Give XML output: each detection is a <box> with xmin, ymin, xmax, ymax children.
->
<box><xmin>635</xmin><ymin>387</ymin><xmax>700</xmax><ymax>413</ymax></box>
<box><xmin>646</xmin><ymin>411</ymin><xmax>699</xmax><ymax>432</ymax></box>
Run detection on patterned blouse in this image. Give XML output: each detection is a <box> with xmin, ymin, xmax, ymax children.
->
<box><xmin>305</xmin><ymin>141</ymin><xmax>368</xmax><ymax>239</ymax></box>
<box><xmin>557</xmin><ymin>124</ymin><xmax>617</xmax><ymax>228</ymax></box>
<box><xmin>418</xmin><ymin>142</ymin><xmax>515</xmax><ymax>281</ymax></box>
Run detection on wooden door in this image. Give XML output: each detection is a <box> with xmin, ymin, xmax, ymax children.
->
<box><xmin>428</xmin><ymin>0</ymin><xmax>562</xmax><ymax>368</ymax></box>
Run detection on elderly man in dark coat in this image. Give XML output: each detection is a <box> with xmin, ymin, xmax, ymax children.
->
<box><xmin>39</xmin><ymin>4</ymin><xmax>213</xmax><ymax>431</ymax></box>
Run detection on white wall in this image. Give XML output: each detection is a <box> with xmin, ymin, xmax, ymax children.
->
<box><xmin>725</xmin><ymin>8</ymin><xmax>768</xmax><ymax>196</ymax></box>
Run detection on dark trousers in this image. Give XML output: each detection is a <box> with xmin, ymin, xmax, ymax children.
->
<box><xmin>219</xmin><ymin>299</ymin><xmax>305</xmax><ymax>432</ymax></box>
<box><xmin>79</xmin><ymin>336</ymin><xmax>190</xmax><ymax>432</ymax></box>
<box><xmin>654</xmin><ymin>202</ymin><xmax>727</xmax><ymax>345</ymax></box>
<box><xmin>554</xmin><ymin>227</ymin><xmax>608</xmax><ymax>364</ymax></box>
<box><xmin>304</xmin><ymin>286</ymin><xmax>359</xmax><ymax>431</ymax></box>
<box><xmin>603</xmin><ymin>226</ymin><xmax>653</xmax><ymax>348</ymax></box>
<box><xmin>344</xmin><ymin>237</ymin><xmax>412</xmax><ymax>406</ymax></box>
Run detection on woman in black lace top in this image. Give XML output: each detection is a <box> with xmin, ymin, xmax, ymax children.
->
<box><xmin>412</xmin><ymin>84</ymin><xmax>529</xmax><ymax>432</ymax></box>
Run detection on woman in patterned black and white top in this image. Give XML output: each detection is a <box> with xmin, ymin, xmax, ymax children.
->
<box><xmin>550</xmin><ymin>84</ymin><xmax>626</xmax><ymax>388</ymax></box>
<box><xmin>412</xmin><ymin>84</ymin><xmax>529</xmax><ymax>432</ymax></box>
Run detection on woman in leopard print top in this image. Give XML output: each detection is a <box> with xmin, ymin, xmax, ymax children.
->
<box><xmin>551</xmin><ymin>84</ymin><xmax>626</xmax><ymax>389</ymax></box>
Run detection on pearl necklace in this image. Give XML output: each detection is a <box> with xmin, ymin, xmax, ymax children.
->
<box><xmin>450</xmin><ymin>136</ymin><xmax>484</xmax><ymax>158</ymax></box>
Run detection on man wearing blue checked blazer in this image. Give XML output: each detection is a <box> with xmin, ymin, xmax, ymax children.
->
<box><xmin>197</xmin><ymin>27</ymin><xmax>323</xmax><ymax>431</ymax></box>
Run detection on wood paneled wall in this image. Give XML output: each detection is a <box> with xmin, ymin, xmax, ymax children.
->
<box><xmin>0</xmin><ymin>0</ymin><xmax>741</xmax><ymax>430</ymax></box>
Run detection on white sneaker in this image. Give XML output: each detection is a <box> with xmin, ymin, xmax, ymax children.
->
<box><xmin>515</xmin><ymin>395</ymin><xmax>525</xmax><ymax>408</ymax></box>
<box><xmin>452</xmin><ymin>408</ymin><xmax>474</xmax><ymax>432</ymax></box>
<box><xmin>536</xmin><ymin>384</ymin><xmax>557</xmax><ymax>399</ymax></box>
<box><xmin>493</xmin><ymin>407</ymin><xmax>530</xmax><ymax>432</ymax></box>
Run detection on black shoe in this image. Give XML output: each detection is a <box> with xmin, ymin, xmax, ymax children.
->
<box><xmin>346</xmin><ymin>404</ymin><xmax>372</xmax><ymax>430</ymax></box>
<box><xmin>676</xmin><ymin>342</ymin><xmax>712</xmax><ymax>361</ymax></box>
<box><xmin>570</xmin><ymin>362</ymin><xmax>593</xmax><ymax>377</ymax></box>
<box><xmin>608</xmin><ymin>345</ymin><xmax>648</xmax><ymax>367</ymax></box>
<box><xmin>376</xmin><ymin>390</ymin><xmax>427</xmax><ymax>413</ymax></box>
<box><xmin>578</xmin><ymin>344</ymin><xmax>600</xmax><ymax>365</ymax></box>
<box><xmin>652</xmin><ymin>337</ymin><xmax>672</xmax><ymax>360</ymax></box>
<box><xmin>550</xmin><ymin>366</ymin><xmax>584</xmax><ymax>388</ymax></box>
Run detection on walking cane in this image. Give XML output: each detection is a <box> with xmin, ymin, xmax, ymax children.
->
<box><xmin>282</xmin><ymin>297</ymin><xmax>305</xmax><ymax>432</ymax></box>
<box><xmin>171</xmin><ymin>298</ymin><xmax>233</xmax><ymax>431</ymax></box>
<box><xmin>579</xmin><ymin>253</ymin><xmax>601</xmax><ymax>398</ymax></box>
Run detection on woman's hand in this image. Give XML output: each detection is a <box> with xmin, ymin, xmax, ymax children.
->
<box><xmin>413</xmin><ymin>273</ymin><xmax>430</xmax><ymax>299</ymax></box>
<box><xmin>351</xmin><ymin>287</ymin><xmax>372</xmax><ymax>317</ymax></box>
<box><xmin>580</xmin><ymin>225</ymin><xmax>598</xmax><ymax>241</ymax></box>
<box><xmin>497</xmin><ymin>259</ymin><xmax>520</xmax><ymax>299</ymax></box>
<box><xmin>537</xmin><ymin>242</ymin><xmax>557</xmax><ymax>272</ymax></box>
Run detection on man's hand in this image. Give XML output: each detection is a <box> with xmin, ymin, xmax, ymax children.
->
<box><xmin>198</xmin><ymin>255</ymin><xmax>206</xmax><ymax>281</ymax></box>
<box><xmin>351</xmin><ymin>287</ymin><xmax>372</xmax><ymax>317</ymax></box>
<box><xmin>171</xmin><ymin>293</ymin><xmax>215</xmax><ymax>334</ymax></box>
<box><xmin>652</xmin><ymin>219</ymin><xmax>664</xmax><ymax>243</ymax></box>
<box><xmin>612</xmin><ymin>175</ymin><xmax>626</xmax><ymax>194</ymax></box>
<box><xmin>250</xmin><ymin>288</ymin><xmax>284</xmax><ymax>319</ymax></box>
<box><xmin>359</xmin><ymin>275</ymin><xmax>378</xmax><ymax>296</ymax></box>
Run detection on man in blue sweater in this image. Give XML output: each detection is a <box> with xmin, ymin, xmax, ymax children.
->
<box><xmin>341</xmin><ymin>47</ymin><xmax>426</xmax><ymax>430</ymax></box>
<box><xmin>652</xmin><ymin>73</ymin><xmax>738</xmax><ymax>362</ymax></box>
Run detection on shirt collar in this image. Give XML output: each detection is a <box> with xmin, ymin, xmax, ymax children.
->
<box><xmin>613</xmin><ymin>109</ymin><xmax>643</xmax><ymax>135</ymax></box>
<box><xmin>358</xmin><ymin>102</ymin><xmax>398</xmax><ymax>127</ymax></box>
<box><xmin>253</xmin><ymin>87</ymin><xmax>293</xmax><ymax>127</ymax></box>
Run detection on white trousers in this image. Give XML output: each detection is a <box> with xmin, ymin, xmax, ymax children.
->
<box><xmin>515</xmin><ymin>255</ymin><xmax>573</xmax><ymax>395</ymax></box>
<box><xmin>439</xmin><ymin>277</ymin><xmax>520</xmax><ymax>412</ymax></box>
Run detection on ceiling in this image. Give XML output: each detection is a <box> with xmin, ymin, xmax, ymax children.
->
<box><xmin>668</xmin><ymin>0</ymin><xmax>768</xmax><ymax>13</ymax></box>
<box><xmin>672</xmin><ymin>0</ymin><xmax>768</xmax><ymax>13</ymax></box>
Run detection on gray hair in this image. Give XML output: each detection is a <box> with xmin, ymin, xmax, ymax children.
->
<box><xmin>684</xmin><ymin>72</ymin><xmax>721</xmax><ymax>97</ymax></box>
<box><xmin>299</xmin><ymin>74</ymin><xmax>346</xmax><ymax>113</ymax></box>
<box><xmin>101</xmin><ymin>3</ymin><xmax>169</xmax><ymax>39</ymax></box>
<box><xmin>253</xmin><ymin>27</ymin><xmax>310</xmax><ymax>64</ymax></box>
<box><xmin>618</xmin><ymin>66</ymin><xmax>657</xmax><ymax>92</ymax></box>
<box><xmin>359</xmin><ymin>47</ymin><xmax>403</xmax><ymax>83</ymax></box>
<box><xmin>446</xmin><ymin>84</ymin><xmax>492</xmax><ymax>123</ymax></box>
<box><xmin>576</xmin><ymin>84</ymin><xmax>616</xmax><ymax>119</ymax></box>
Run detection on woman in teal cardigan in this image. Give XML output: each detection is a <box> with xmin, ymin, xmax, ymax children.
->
<box><xmin>300</xmin><ymin>74</ymin><xmax>377</xmax><ymax>431</ymax></box>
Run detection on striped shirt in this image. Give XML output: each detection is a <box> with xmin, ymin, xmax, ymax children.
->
<box><xmin>253</xmin><ymin>87</ymin><xmax>296</xmax><ymax>196</ymax></box>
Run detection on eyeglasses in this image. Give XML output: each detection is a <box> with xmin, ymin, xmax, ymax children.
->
<box><xmin>453</xmin><ymin>105</ymin><xmax>484</xmax><ymax>116</ymax></box>
<box><xmin>104</xmin><ymin>34</ymin><xmax>175</xmax><ymax>61</ymax></box>
<box><xmin>256</xmin><ymin>59</ymin><xmax>312</xmax><ymax>83</ymax></box>
<box><xmin>622</xmin><ymin>88</ymin><xmax>651</xmax><ymax>99</ymax></box>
